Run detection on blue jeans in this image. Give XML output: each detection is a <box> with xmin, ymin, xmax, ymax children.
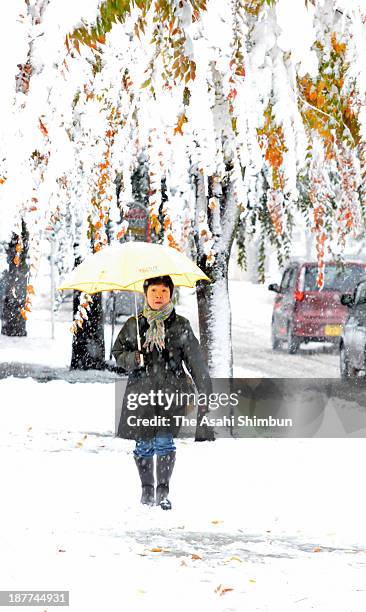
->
<box><xmin>134</xmin><ymin>432</ymin><xmax>176</xmax><ymax>458</ymax></box>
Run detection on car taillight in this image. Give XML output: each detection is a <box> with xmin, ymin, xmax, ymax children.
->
<box><xmin>294</xmin><ymin>291</ymin><xmax>305</xmax><ymax>302</ymax></box>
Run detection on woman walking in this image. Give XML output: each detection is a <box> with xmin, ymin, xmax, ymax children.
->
<box><xmin>112</xmin><ymin>275</ymin><xmax>214</xmax><ymax>510</ymax></box>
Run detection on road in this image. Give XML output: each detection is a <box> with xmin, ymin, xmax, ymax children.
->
<box><xmin>180</xmin><ymin>280</ymin><xmax>341</xmax><ymax>378</ymax></box>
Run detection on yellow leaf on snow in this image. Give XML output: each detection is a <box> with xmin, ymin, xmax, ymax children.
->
<box><xmin>229</xmin><ymin>555</ymin><xmax>242</xmax><ymax>563</ymax></box>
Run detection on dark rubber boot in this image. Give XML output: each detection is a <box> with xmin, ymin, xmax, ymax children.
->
<box><xmin>156</xmin><ymin>451</ymin><xmax>176</xmax><ymax>510</ymax></box>
<box><xmin>134</xmin><ymin>455</ymin><xmax>155</xmax><ymax>506</ymax></box>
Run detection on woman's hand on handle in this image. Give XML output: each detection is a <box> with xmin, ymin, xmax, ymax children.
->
<box><xmin>134</xmin><ymin>351</ymin><xmax>145</xmax><ymax>367</ymax></box>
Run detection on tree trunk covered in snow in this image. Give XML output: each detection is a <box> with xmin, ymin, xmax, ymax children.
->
<box><xmin>192</xmin><ymin>58</ymin><xmax>243</xmax><ymax>378</ymax></box>
<box><xmin>70</xmin><ymin>251</ymin><xmax>106</xmax><ymax>370</ymax></box>
<box><xmin>1</xmin><ymin>0</ymin><xmax>51</xmax><ymax>337</ymax></box>
<box><xmin>194</xmin><ymin>166</ymin><xmax>239</xmax><ymax>378</ymax></box>
<box><xmin>1</xmin><ymin>220</ymin><xmax>29</xmax><ymax>337</ymax></box>
<box><xmin>70</xmin><ymin>292</ymin><xmax>106</xmax><ymax>370</ymax></box>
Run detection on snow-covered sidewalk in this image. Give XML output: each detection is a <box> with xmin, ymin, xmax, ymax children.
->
<box><xmin>0</xmin><ymin>378</ymin><xmax>365</xmax><ymax>611</ymax></box>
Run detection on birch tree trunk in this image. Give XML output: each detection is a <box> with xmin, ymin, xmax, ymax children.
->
<box><xmin>194</xmin><ymin>165</ymin><xmax>239</xmax><ymax>378</ymax></box>
<box><xmin>193</xmin><ymin>63</ymin><xmax>242</xmax><ymax>378</ymax></box>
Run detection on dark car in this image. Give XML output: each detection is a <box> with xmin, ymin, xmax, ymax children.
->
<box><xmin>340</xmin><ymin>278</ymin><xmax>366</xmax><ymax>378</ymax></box>
<box><xmin>268</xmin><ymin>261</ymin><xmax>366</xmax><ymax>354</ymax></box>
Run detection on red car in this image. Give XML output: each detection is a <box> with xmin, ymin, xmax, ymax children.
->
<box><xmin>268</xmin><ymin>261</ymin><xmax>366</xmax><ymax>353</ymax></box>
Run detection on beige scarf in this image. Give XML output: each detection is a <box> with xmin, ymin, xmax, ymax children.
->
<box><xmin>142</xmin><ymin>298</ymin><xmax>174</xmax><ymax>352</ymax></box>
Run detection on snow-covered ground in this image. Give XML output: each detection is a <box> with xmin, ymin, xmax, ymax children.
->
<box><xmin>1</xmin><ymin>378</ymin><xmax>366</xmax><ymax>611</ymax></box>
<box><xmin>2</xmin><ymin>279</ymin><xmax>362</xmax><ymax>611</ymax></box>
<box><xmin>0</xmin><ymin>279</ymin><xmax>340</xmax><ymax>377</ymax></box>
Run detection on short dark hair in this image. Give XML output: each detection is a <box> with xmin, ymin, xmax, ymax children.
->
<box><xmin>143</xmin><ymin>275</ymin><xmax>174</xmax><ymax>297</ymax></box>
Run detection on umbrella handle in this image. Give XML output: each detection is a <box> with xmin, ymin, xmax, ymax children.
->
<box><xmin>135</xmin><ymin>292</ymin><xmax>144</xmax><ymax>367</ymax></box>
<box><xmin>136</xmin><ymin>331</ymin><xmax>144</xmax><ymax>367</ymax></box>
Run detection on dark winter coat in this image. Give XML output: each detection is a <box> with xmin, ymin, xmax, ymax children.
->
<box><xmin>112</xmin><ymin>308</ymin><xmax>214</xmax><ymax>441</ymax></box>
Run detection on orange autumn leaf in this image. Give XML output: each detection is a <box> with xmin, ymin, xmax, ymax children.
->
<box><xmin>150</xmin><ymin>547</ymin><xmax>162</xmax><ymax>553</ymax></box>
<box><xmin>15</xmin><ymin>244</ymin><xmax>22</xmax><ymax>253</ymax></box>
<box><xmin>317</xmin><ymin>93</ymin><xmax>326</xmax><ymax>107</ymax></box>
<box><xmin>74</xmin><ymin>39</ymin><xmax>81</xmax><ymax>56</ymax></box>
<box><xmin>39</xmin><ymin>118</ymin><xmax>48</xmax><ymax>137</ymax></box>
<box><xmin>164</xmin><ymin>217</ymin><xmax>171</xmax><ymax>231</ymax></box>
<box><xmin>313</xmin><ymin>547</ymin><xmax>322</xmax><ymax>552</ymax></box>
<box><xmin>215</xmin><ymin>584</ymin><xmax>234</xmax><ymax>596</ymax></box>
<box><xmin>235</xmin><ymin>65</ymin><xmax>245</xmax><ymax>77</ymax></box>
<box><xmin>174</xmin><ymin>113</ymin><xmax>187</xmax><ymax>136</ymax></box>
<box><xmin>150</xmin><ymin>215</ymin><xmax>161</xmax><ymax>234</ymax></box>
<box><xmin>191</xmin><ymin>554</ymin><xmax>202</xmax><ymax>560</ymax></box>
<box><xmin>309</xmin><ymin>86</ymin><xmax>317</xmax><ymax>102</ymax></box>
<box><xmin>20</xmin><ymin>308</ymin><xmax>28</xmax><ymax>320</ymax></box>
<box><xmin>265</xmin><ymin>148</ymin><xmax>283</xmax><ymax>168</ymax></box>
<box><xmin>331</xmin><ymin>33</ymin><xmax>346</xmax><ymax>55</ymax></box>
<box><xmin>0</xmin><ymin>177</ymin><xmax>6</xmax><ymax>184</ymax></box>
<box><xmin>27</xmin><ymin>285</ymin><xmax>35</xmax><ymax>295</ymax></box>
<box><xmin>316</xmin><ymin>274</ymin><xmax>324</xmax><ymax>288</ymax></box>
<box><xmin>13</xmin><ymin>255</ymin><xmax>20</xmax><ymax>266</ymax></box>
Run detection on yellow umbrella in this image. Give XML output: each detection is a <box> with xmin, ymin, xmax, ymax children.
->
<box><xmin>58</xmin><ymin>241</ymin><xmax>210</xmax><ymax>293</ymax></box>
<box><xmin>58</xmin><ymin>241</ymin><xmax>211</xmax><ymax>366</ymax></box>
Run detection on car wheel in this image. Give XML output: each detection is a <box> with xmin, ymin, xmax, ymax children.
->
<box><xmin>340</xmin><ymin>343</ymin><xmax>358</xmax><ymax>379</ymax></box>
<box><xmin>271</xmin><ymin>321</ymin><xmax>282</xmax><ymax>350</ymax></box>
<box><xmin>287</xmin><ymin>324</ymin><xmax>300</xmax><ymax>354</ymax></box>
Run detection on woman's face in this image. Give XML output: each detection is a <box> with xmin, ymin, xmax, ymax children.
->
<box><xmin>146</xmin><ymin>283</ymin><xmax>171</xmax><ymax>310</ymax></box>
